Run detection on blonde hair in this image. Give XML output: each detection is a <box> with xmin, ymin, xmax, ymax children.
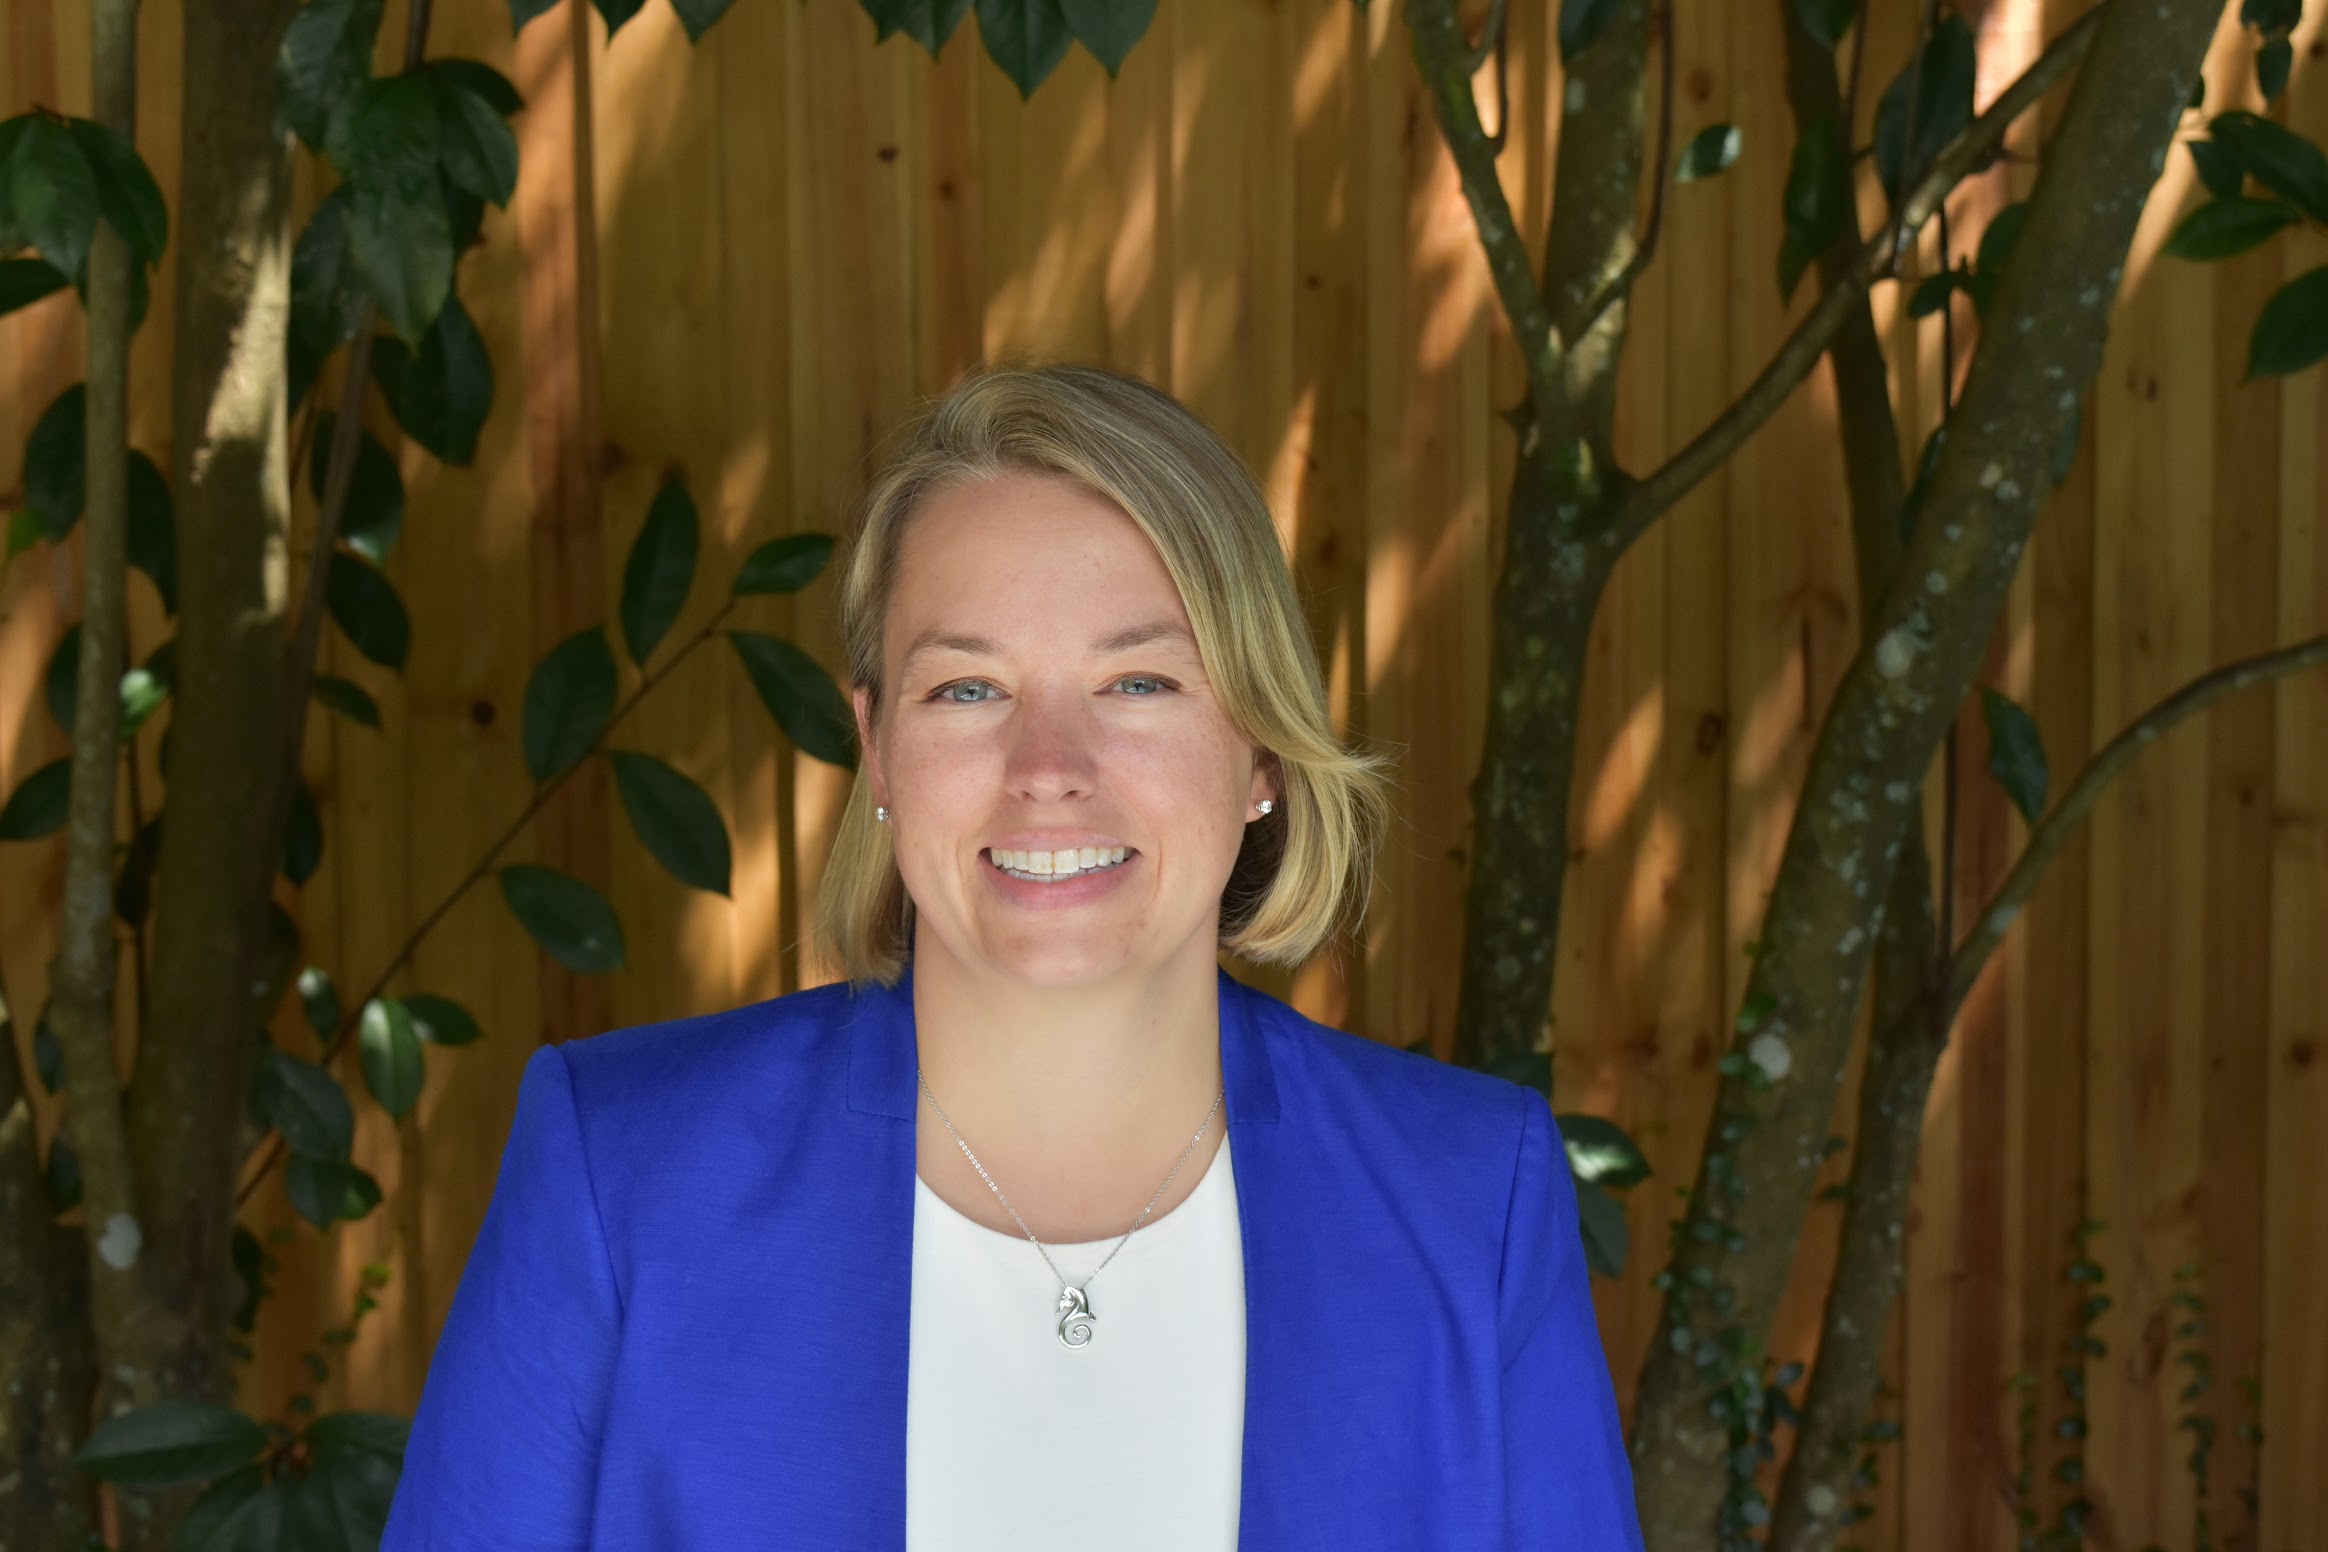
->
<box><xmin>813</xmin><ymin>361</ymin><xmax>1395</xmax><ymax>988</ymax></box>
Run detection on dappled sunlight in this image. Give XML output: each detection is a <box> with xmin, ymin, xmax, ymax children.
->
<box><xmin>1580</xmin><ymin>682</ymin><xmax>1664</xmax><ymax>850</ymax></box>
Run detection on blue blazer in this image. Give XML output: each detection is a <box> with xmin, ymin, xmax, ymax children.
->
<box><xmin>384</xmin><ymin>966</ymin><xmax>1644</xmax><ymax>1549</ymax></box>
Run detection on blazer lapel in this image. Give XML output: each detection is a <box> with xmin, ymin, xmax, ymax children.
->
<box><xmin>839</xmin><ymin>966</ymin><xmax>1321</xmax><ymax>1549</ymax></box>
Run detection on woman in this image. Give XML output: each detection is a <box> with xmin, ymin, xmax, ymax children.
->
<box><xmin>384</xmin><ymin>363</ymin><xmax>1643</xmax><ymax>1550</ymax></box>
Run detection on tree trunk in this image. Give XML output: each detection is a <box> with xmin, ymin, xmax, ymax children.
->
<box><xmin>0</xmin><ymin>1003</ymin><xmax>98</xmax><ymax>1546</ymax></box>
<box><xmin>116</xmin><ymin>0</ymin><xmax>300</xmax><ymax>1541</ymax></box>
<box><xmin>1626</xmin><ymin>2</ymin><xmax>2227</xmax><ymax>1543</ymax></box>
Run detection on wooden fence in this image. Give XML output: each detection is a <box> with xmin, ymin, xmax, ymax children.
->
<box><xmin>2</xmin><ymin>0</ymin><xmax>2322</xmax><ymax>1545</ymax></box>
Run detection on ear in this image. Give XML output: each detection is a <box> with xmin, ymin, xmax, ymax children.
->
<box><xmin>1248</xmin><ymin>750</ymin><xmax>1282</xmax><ymax>818</ymax></box>
<box><xmin>853</xmin><ymin>686</ymin><xmax>887</xmax><ymax>808</ymax></box>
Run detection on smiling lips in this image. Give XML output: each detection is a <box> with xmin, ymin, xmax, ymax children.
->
<box><xmin>986</xmin><ymin>845</ymin><xmax>1133</xmax><ymax>881</ymax></box>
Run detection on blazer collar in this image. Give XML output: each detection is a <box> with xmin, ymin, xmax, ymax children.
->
<box><xmin>845</xmin><ymin>962</ymin><xmax>1282</xmax><ymax>1126</ymax></box>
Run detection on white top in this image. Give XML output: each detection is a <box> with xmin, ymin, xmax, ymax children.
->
<box><xmin>905</xmin><ymin>1127</ymin><xmax>1247</xmax><ymax>1551</ymax></box>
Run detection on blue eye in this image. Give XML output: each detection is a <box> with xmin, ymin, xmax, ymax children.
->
<box><xmin>931</xmin><ymin>676</ymin><xmax>1175</xmax><ymax>704</ymax></box>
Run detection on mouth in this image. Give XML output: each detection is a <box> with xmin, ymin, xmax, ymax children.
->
<box><xmin>985</xmin><ymin>845</ymin><xmax>1136</xmax><ymax>883</ymax></box>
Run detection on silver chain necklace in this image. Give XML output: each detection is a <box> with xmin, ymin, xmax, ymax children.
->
<box><xmin>915</xmin><ymin>1068</ymin><xmax>1225</xmax><ymax>1351</ymax></box>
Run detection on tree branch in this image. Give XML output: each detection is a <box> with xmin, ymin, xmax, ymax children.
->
<box><xmin>1610</xmin><ymin>4</ymin><xmax>2105</xmax><ymax>546</ymax></box>
<box><xmin>0</xmin><ymin>971</ymin><xmax>99</xmax><ymax>1544</ymax></box>
<box><xmin>1572</xmin><ymin>0</ymin><xmax>1676</xmax><ymax>340</ymax></box>
<box><xmin>1626</xmin><ymin>0</ymin><xmax>2225</xmax><ymax>1542</ymax></box>
<box><xmin>268</xmin><ymin>0</ymin><xmax>438</xmax><ymax>988</ymax></box>
<box><xmin>48</xmin><ymin>0</ymin><xmax>153</xmax><ymax>1425</ymax></box>
<box><xmin>235</xmin><ymin>599</ymin><xmax>737</xmax><ymax>1209</ymax></box>
<box><xmin>1406</xmin><ymin>0</ymin><xmax>1562</xmax><ymax>424</ymax></box>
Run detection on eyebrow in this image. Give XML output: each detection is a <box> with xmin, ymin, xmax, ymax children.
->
<box><xmin>899</xmin><ymin>618</ymin><xmax>1196</xmax><ymax>677</ymax></box>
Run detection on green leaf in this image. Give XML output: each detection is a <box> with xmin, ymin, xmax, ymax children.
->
<box><xmin>313</xmin><ymin>673</ymin><xmax>383</xmax><ymax>729</ymax></box>
<box><xmin>593</xmin><ymin>0</ymin><xmax>647</xmax><ymax>36</ymax></box>
<box><xmin>345</xmin><ymin>182</ymin><xmax>454</xmax><ymax>343</ymax></box>
<box><xmin>1790</xmin><ymin>0</ymin><xmax>1855</xmax><ymax>48</ymax></box>
<box><xmin>1907</xmin><ymin>267</ymin><xmax>1968</xmax><ymax>319</ymax></box>
<box><xmin>358</xmin><ymin>997</ymin><xmax>426</xmax><ymax>1119</ymax></box>
<box><xmin>0</xmin><ymin>255</ymin><xmax>69</xmax><ymax>318</ymax></box>
<box><xmin>2207</xmin><ymin>111</ymin><xmax>2328</xmax><ymax>224</ymax></box>
<box><xmin>298</xmin><ymin>965</ymin><xmax>342</xmax><ymax>1042</ymax></box>
<box><xmin>2187</xmin><ymin>138</ymin><xmax>2244</xmax><ymax>201</ymax></box>
<box><xmin>507</xmin><ymin>0</ymin><xmax>563</xmax><ymax>32</ymax></box>
<box><xmin>974</xmin><ymin>0</ymin><xmax>1073</xmax><ymax>97</ymax></box>
<box><xmin>1058</xmin><ymin>0</ymin><xmax>1153</xmax><ymax>75</ymax></box>
<box><xmin>522</xmin><ymin>626</ymin><xmax>617</xmax><ymax>781</ymax></box>
<box><xmin>1673</xmin><ymin>124</ymin><xmax>1741</xmax><ymax>185</ymax></box>
<box><xmin>1735</xmin><ymin>990</ymin><xmax>1778</xmax><ymax>1033</ymax></box>
<box><xmin>5</xmin><ymin>115</ymin><xmax>101</xmax><ymax>281</ymax></box>
<box><xmin>371</xmin><ymin>295</ymin><xmax>493</xmax><ymax>463</ymax></box>
<box><xmin>430</xmin><ymin>58</ymin><xmax>525</xmax><ymax>117</ymax></box>
<box><xmin>45</xmin><ymin>1132</ymin><xmax>81</xmax><ymax>1210</ymax></box>
<box><xmin>1557</xmin><ymin>1112</ymin><xmax>1652</xmax><ymax>1188</ymax></box>
<box><xmin>2165</xmin><ymin>195</ymin><xmax>2300</xmax><ymax>262</ymax></box>
<box><xmin>1983</xmin><ymin>688</ymin><xmax>2051</xmax><ymax>820</ymax></box>
<box><xmin>283</xmin><ymin>780</ymin><xmax>323</xmax><ymax>885</ymax></box>
<box><xmin>311</xmin><ymin>411</ymin><xmax>407</xmax><ymax>563</ymax></box>
<box><xmin>4</xmin><ymin>509</ymin><xmax>42</xmax><ymax>560</ymax></box>
<box><xmin>864</xmin><ymin>0</ymin><xmax>974</xmax><ymax>54</ymax></box>
<box><xmin>34</xmin><ymin>1016</ymin><xmax>63</xmax><ymax>1091</ymax></box>
<box><xmin>0</xmin><ymin>756</ymin><xmax>71</xmax><ymax>840</ymax></box>
<box><xmin>307</xmin><ymin>1409</ymin><xmax>410</xmax><ymax>1461</ymax></box>
<box><xmin>255</xmin><ymin>1048</ymin><xmax>355</xmax><ymax>1160</ymax></box>
<box><xmin>278</xmin><ymin>0</ymin><xmax>386</xmax><ymax>150</ymax></box>
<box><xmin>65</xmin><ymin>119</ymin><xmax>166</xmax><ymax>264</ymax></box>
<box><xmin>296</xmin><ymin>1422</ymin><xmax>402</xmax><ymax>1541</ymax></box>
<box><xmin>500</xmin><ymin>863</ymin><xmax>626</xmax><ymax>973</ymax></box>
<box><xmin>620</xmin><ymin>476</ymin><xmax>698</xmax><ymax>665</ymax></box>
<box><xmin>2257</xmin><ymin>35</ymin><xmax>2291</xmax><ymax>104</ymax></box>
<box><xmin>1778</xmin><ymin>114</ymin><xmax>1848</xmax><ymax>303</ymax></box>
<box><xmin>72</xmin><ymin>1402</ymin><xmax>267</xmax><ymax>1486</ymax></box>
<box><xmin>43</xmin><ymin>623</ymin><xmax>78</xmax><ymax>734</ymax></box>
<box><xmin>732</xmin><ymin>531</ymin><xmax>835</xmax><ymax>596</ymax></box>
<box><xmin>1975</xmin><ymin>200</ymin><xmax>2028</xmax><ymax>280</ymax></box>
<box><xmin>405</xmin><ymin>992</ymin><xmax>482</xmax><ymax>1046</ymax></box>
<box><xmin>1573</xmin><ymin>1176</ymin><xmax>1629</xmax><ymax>1279</ymax></box>
<box><xmin>611</xmin><ymin>750</ymin><xmax>733</xmax><ymax>896</ymax></box>
<box><xmin>670</xmin><ymin>0</ymin><xmax>738</xmax><ymax>42</ymax></box>
<box><xmin>24</xmin><ymin>383</ymin><xmax>85</xmax><ymax>540</ymax></box>
<box><xmin>326</xmin><ymin>550</ymin><xmax>411</xmax><ymax>670</ymax></box>
<box><xmin>434</xmin><ymin>73</ymin><xmax>518</xmax><ymax>207</ymax></box>
<box><xmin>729</xmin><ymin>631</ymin><xmax>857</xmax><ymax>767</ymax></box>
<box><xmin>127</xmin><ymin>449</ymin><xmax>177</xmax><ymax>611</ymax></box>
<box><xmin>325</xmin><ymin>73</ymin><xmax>442</xmax><ymax>198</ymax></box>
<box><xmin>175</xmin><ymin>1464</ymin><xmax>277</xmax><ymax>1551</ymax></box>
<box><xmin>2247</xmin><ymin>262</ymin><xmax>2328</xmax><ymax>379</ymax></box>
<box><xmin>287</xmin><ymin>1154</ymin><xmax>383</xmax><ymax>1226</ymax></box>
<box><xmin>291</xmin><ymin>189</ymin><xmax>372</xmax><ymax>374</ymax></box>
<box><xmin>1873</xmin><ymin>16</ymin><xmax>1975</xmax><ymax>204</ymax></box>
<box><xmin>1558</xmin><ymin>0</ymin><xmax>1619</xmax><ymax>59</ymax></box>
<box><xmin>114</xmin><ymin>814</ymin><xmax>161</xmax><ymax>926</ymax></box>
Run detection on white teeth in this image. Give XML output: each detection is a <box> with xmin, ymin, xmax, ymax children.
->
<box><xmin>989</xmin><ymin>845</ymin><xmax>1130</xmax><ymax>880</ymax></box>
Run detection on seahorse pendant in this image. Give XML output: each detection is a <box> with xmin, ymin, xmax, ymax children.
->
<box><xmin>1056</xmin><ymin>1285</ymin><xmax>1097</xmax><ymax>1350</ymax></box>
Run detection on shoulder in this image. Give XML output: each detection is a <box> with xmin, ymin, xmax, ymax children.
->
<box><xmin>1230</xmin><ymin>975</ymin><xmax>1540</xmax><ymax>1177</ymax></box>
<box><xmin>543</xmin><ymin>979</ymin><xmax>862</xmax><ymax>1159</ymax></box>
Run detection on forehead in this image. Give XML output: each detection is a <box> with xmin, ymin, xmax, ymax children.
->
<box><xmin>885</xmin><ymin>472</ymin><xmax>1193</xmax><ymax>647</ymax></box>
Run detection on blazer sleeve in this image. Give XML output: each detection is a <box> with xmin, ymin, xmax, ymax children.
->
<box><xmin>1499</xmin><ymin>1094</ymin><xmax>1646</xmax><ymax>1551</ymax></box>
<box><xmin>383</xmin><ymin>1043</ymin><xmax>622</xmax><ymax>1550</ymax></box>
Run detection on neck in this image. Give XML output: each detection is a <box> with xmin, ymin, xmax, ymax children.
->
<box><xmin>909</xmin><ymin>935</ymin><xmax>1223</xmax><ymax>1152</ymax></box>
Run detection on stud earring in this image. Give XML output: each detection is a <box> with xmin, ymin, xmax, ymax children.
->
<box><xmin>1255</xmin><ymin>799</ymin><xmax>1274</xmax><ymax>816</ymax></box>
<box><xmin>876</xmin><ymin>805</ymin><xmax>890</xmax><ymax>823</ymax></box>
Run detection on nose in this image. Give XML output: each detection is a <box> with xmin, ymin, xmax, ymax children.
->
<box><xmin>1001</xmin><ymin>682</ymin><xmax>1102</xmax><ymax>804</ymax></box>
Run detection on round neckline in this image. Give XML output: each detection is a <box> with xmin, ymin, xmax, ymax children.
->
<box><xmin>913</xmin><ymin>1126</ymin><xmax>1234</xmax><ymax>1257</ymax></box>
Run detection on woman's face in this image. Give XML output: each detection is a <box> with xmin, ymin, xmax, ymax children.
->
<box><xmin>856</xmin><ymin>470</ymin><xmax>1278</xmax><ymax>990</ymax></box>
